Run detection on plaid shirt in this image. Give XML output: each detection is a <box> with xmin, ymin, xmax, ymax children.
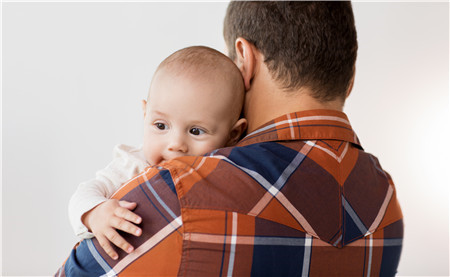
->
<box><xmin>57</xmin><ymin>109</ymin><xmax>403</xmax><ymax>277</ymax></box>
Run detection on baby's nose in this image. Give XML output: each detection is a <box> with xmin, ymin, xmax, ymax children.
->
<box><xmin>167</xmin><ymin>136</ymin><xmax>188</xmax><ymax>153</ymax></box>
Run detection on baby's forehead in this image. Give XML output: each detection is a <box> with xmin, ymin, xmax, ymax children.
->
<box><xmin>151</xmin><ymin>58</ymin><xmax>242</xmax><ymax>98</ymax></box>
<box><xmin>150</xmin><ymin>65</ymin><xmax>236</xmax><ymax>103</ymax></box>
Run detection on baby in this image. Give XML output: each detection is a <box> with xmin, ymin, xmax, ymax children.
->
<box><xmin>68</xmin><ymin>46</ymin><xmax>246</xmax><ymax>260</ymax></box>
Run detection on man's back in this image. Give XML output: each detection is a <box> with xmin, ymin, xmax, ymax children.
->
<box><xmin>58</xmin><ymin>110</ymin><xmax>403</xmax><ymax>276</ymax></box>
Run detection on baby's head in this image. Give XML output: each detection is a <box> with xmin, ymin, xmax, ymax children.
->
<box><xmin>142</xmin><ymin>46</ymin><xmax>247</xmax><ymax>165</ymax></box>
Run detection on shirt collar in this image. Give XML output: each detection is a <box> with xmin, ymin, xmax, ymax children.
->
<box><xmin>238</xmin><ymin>109</ymin><xmax>362</xmax><ymax>149</ymax></box>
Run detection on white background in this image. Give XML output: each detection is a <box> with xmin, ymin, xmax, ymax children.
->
<box><xmin>2</xmin><ymin>2</ymin><xmax>449</xmax><ymax>276</ymax></box>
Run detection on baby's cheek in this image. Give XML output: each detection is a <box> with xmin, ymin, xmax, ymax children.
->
<box><xmin>144</xmin><ymin>143</ymin><xmax>165</xmax><ymax>165</ymax></box>
<box><xmin>142</xmin><ymin>143</ymin><xmax>158</xmax><ymax>165</ymax></box>
<box><xmin>195</xmin><ymin>140</ymin><xmax>223</xmax><ymax>155</ymax></box>
<box><xmin>142</xmin><ymin>149</ymin><xmax>153</xmax><ymax>165</ymax></box>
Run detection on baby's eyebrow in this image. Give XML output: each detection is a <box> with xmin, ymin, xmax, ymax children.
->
<box><xmin>151</xmin><ymin>110</ymin><xmax>169</xmax><ymax>117</ymax></box>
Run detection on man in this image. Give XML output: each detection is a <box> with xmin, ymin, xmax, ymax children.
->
<box><xmin>57</xmin><ymin>2</ymin><xmax>403</xmax><ymax>276</ymax></box>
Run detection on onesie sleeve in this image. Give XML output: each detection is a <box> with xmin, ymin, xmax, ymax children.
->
<box><xmin>68</xmin><ymin>144</ymin><xmax>149</xmax><ymax>239</ymax></box>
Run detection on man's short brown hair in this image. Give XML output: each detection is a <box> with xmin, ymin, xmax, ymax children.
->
<box><xmin>224</xmin><ymin>1</ymin><xmax>358</xmax><ymax>102</ymax></box>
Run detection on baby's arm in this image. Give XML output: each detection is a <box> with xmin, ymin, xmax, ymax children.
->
<box><xmin>68</xmin><ymin>144</ymin><xmax>149</xmax><ymax>258</ymax></box>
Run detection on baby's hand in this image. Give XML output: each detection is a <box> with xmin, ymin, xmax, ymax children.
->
<box><xmin>82</xmin><ymin>199</ymin><xmax>142</xmax><ymax>260</ymax></box>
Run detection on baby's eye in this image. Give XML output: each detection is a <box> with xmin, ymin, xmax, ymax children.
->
<box><xmin>189</xmin><ymin>127</ymin><xmax>205</xmax><ymax>136</ymax></box>
<box><xmin>154</xmin><ymin>122</ymin><xmax>168</xmax><ymax>130</ymax></box>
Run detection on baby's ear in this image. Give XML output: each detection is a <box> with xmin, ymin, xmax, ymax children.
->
<box><xmin>141</xmin><ymin>100</ymin><xmax>147</xmax><ymax>117</ymax></box>
<box><xmin>227</xmin><ymin>118</ymin><xmax>248</xmax><ymax>146</ymax></box>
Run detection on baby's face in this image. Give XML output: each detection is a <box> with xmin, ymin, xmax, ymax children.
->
<box><xmin>142</xmin><ymin>68</ymin><xmax>244</xmax><ymax>165</ymax></box>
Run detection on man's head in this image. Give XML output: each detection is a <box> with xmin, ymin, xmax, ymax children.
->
<box><xmin>224</xmin><ymin>1</ymin><xmax>357</xmax><ymax>103</ymax></box>
<box><xmin>142</xmin><ymin>46</ymin><xmax>246</xmax><ymax>165</ymax></box>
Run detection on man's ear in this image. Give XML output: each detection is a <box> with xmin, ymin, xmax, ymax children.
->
<box><xmin>234</xmin><ymin>38</ymin><xmax>256</xmax><ymax>91</ymax></box>
<box><xmin>227</xmin><ymin>118</ymin><xmax>248</xmax><ymax>146</ymax></box>
<box><xmin>141</xmin><ymin>99</ymin><xmax>147</xmax><ymax>118</ymax></box>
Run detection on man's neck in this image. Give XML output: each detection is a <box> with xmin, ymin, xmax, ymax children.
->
<box><xmin>244</xmin><ymin>64</ymin><xmax>345</xmax><ymax>133</ymax></box>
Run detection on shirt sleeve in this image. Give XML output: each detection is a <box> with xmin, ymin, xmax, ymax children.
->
<box><xmin>68</xmin><ymin>144</ymin><xmax>149</xmax><ymax>239</ymax></box>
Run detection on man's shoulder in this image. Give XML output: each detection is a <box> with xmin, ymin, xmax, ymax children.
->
<box><xmin>162</xmin><ymin>141</ymin><xmax>301</xmax><ymax>177</ymax></box>
<box><xmin>157</xmin><ymin>141</ymin><xmax>315</xmax><ymax>210</ymax></box>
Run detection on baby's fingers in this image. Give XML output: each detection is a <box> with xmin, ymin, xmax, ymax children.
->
<box><xmin>111</xmin><ymin>215</ymin><xmax>142</xmax><ymax>237</ymax></box>
<box><xmin>97</xmin><ymin>234</ymin><xmax>119</xmax><ymax>260</ymax></box>
<box><xmin>118</xmin><ymin>200</ymin><xmax>137</xmax><ymax>210</ymax></box>
<box><xmin>115</xmin><ymin>206</ymin><xmax>142</xmax><ymax>225</ymax></box>
<box><xmin>105</xmin><ymin>228</ymin><xmax>135</xmax><ymax>255</ymax></box>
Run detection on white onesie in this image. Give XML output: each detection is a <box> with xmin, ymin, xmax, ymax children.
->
<box><xmin>68</xmin><ymin>144</ymin><xmax>149</xmax><ymax>239</ymax></box>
